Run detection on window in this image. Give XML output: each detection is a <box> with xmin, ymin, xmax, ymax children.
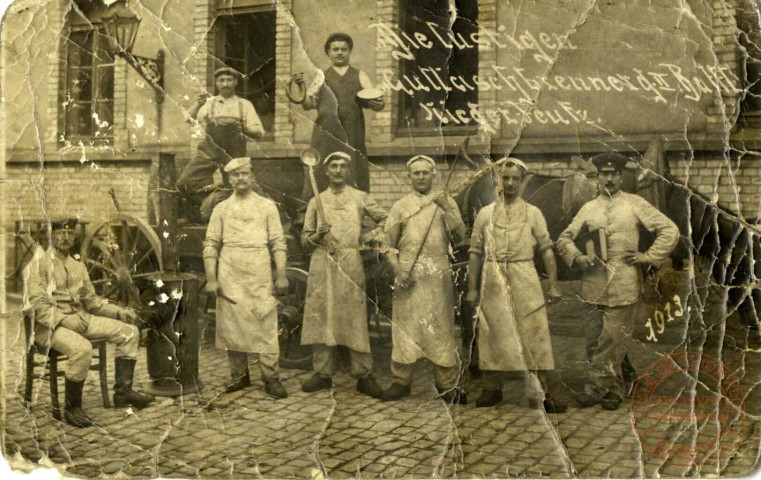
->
<box><xmin>738</xmin><ymin>0</ymin><xmax>761</xmax><ymax>128</ymax></box>
<box><xmin>214</xmin><ymin>9</ymin><xmax>277</xmax><ymax>134</ymax></box>
<box><xmin>62</xmin><ymin>27</ymin><xmax>115</xmax><ymax>141</ymax></box>
<box><xmin>397</xmin><ymin>0</ymin><xmax>479</xmax><ymax>134</ymax></box>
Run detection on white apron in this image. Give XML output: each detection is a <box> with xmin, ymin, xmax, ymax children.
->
<box><xmin>216</xmin><ymin>246</ymin><xmax>279</xmax><ymax>354</ymax></box>
<box><xmin>389</xmin><ymin>197</ymin><xmax>459</xmax><ymax>367</ymax></box>
<box><xmin>301</xmin><ymin>189</ymin><xmax>371</xmax><ymax>353</ymax></box>
<box><xmin>476</xmin><ymin>202</ymin><xmax>555</xmax><ymax>371</ymax></box>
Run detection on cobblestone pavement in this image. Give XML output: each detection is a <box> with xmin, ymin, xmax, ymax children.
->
<box><xmin>3</xmin><ymin>287</ymin><xmax>761</xmax><ymax>479</ymax></box>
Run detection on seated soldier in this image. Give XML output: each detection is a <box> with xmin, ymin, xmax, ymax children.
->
<box><xmin>25</xmin><ymin>218</ymin><xmax>154</xmax><ymax>427</ymax></box>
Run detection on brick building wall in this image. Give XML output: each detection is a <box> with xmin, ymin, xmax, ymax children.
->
<box><xmin>670</xmin><ymin>153</ymin><xmax>761</xmax><ymax>221</ymax></box>
<box><xmin>4</xmin><ymin>160</ymin><xmax>152</xmax><ymax>285</ymax></box>
<box><xmin>709</xmin><ymin>0</ymin><xmax>741</xmax><ymax>132</ymax></box>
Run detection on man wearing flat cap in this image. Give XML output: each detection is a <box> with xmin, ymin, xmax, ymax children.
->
<box><xmin>177</xmin><ymin>67</ymin><xmax>265</xmax><ymax>223</ymax></box>
<box><xmin>557</xmin><ymin>152</ymin><xmax>679</xmax><ymax>410</ymax></box>
<box><xmin>466</xmin><ymin>159</ymin><xmax>566</xmax><ymax>412</ymax></box>
<box><xmin>292</xmin><ymin>32</ymin><xmax>384</xmax><ymax>196</ymax></box>
<box><xmin>381</xmin><ymin>155</ymin><xmax>467</xmax><ymax>403</ymax></box>
<box><xmin>300</xmin><ymin>151</ymin><xmax>387</xmax><ymax>398</ymax></box>
<box><xmin>203</xmin><ymin>158</ymin><xmax>290</xmax><ymax>398</ymax></box>
<box><xmin>25</xmin><ymin>218</ymin><xmax>154</xmax><ymax>427</ymax></box>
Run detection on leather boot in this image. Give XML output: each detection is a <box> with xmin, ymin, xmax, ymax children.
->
<box><xmin>438</xmin><ymin>386</ymin><xmax>468</xmax><ymax>405</ymax></box>
<box><xmin>356</xmin><ymin>375</ymin><xmax>383</xmax><ymax>399</ymax></box>
<box><xmin>476</xmin><ymin>389</ymin><xmax>502</xmax><ymax>408</ymax></box>
<box><xmin>264</xmin><ymin>378</ymin><xmax>288</xmax><ymax>399</ymax></box>
<box><xmin>113</xmin><ymin>358</ymin><xmax>155</xmax><ymax>409</ymax></box>
<box><xmin>382</xmin><ymin>383</ymin><xmax>411</xmax><ymax>402</ymax></box>
<box><xmin>64</xmin><ymin>379</ymin><xmax>94</xmax><ymax>428</ymax></box>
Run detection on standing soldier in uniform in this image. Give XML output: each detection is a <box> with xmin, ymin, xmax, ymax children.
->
<box><xmin>203</xmin><ymin>157</ymin><xmax>289</xmax><ymax>398</ymax></box>
<box><xmin>466</xmin><ymin>158</ymin><xmax>567</xmax><ymax>412</ymax></box>
<box><xmin>557</xmin><ymin>153</ymin><xmax>679</xmax><ymax>410</ymax></box>
<box><xmin>292</xmin><ymin>33</ymin><xmax>384</xmax><ymax>195</ymax></box>
<box><xmin>178</xmin><ymin>67</ymin><xmax>264</xmax><ymax>223</ymax></box>
<box><xmin>300</xmin><ymin>152</ymin><xmax>387</xmax><ymax>398</ymax></box>
<box><xmin>382</xmin><ymin>155</ymin><xmax>467</xmax><ymax>404</ymax></box>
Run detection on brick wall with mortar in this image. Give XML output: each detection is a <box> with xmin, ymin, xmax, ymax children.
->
<box><xmin>371</xmin><ymin>0</ymin><xmax>398</xmax><ymax>144</ymax></box>
<box><xmin>4</xmin><ymin>160</ymin><xmax>152</xmax><ymax>285</ymax></box>
<box><xmin>708</xmin><ymin>0</ymin><xmax>741</xmax><ymax>132</ymax></box>
<box><xmin>669</xmin><ymin>153</ymin><xmax>761</xmax><ymax>221</ymax></box>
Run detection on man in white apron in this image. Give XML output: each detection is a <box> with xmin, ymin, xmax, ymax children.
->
<box><xmin>203</xmin><ymin>157</ymin><xmax>289</xmax><ymax>398</ymax></box>
<box><xmin>558</xmin><ymin>153</ymin><xmax>679</xmax><ymax>410</ymax></box>
<box><xmin>300</xmin><ymin>152</ymin><xmax>387</xmax><ymax>398</ymax></box>
<box><xmin>466</xmin><ymin>158</ymin><xmax>567</xmax><ymax>412</ymax></box>
<box><xmin>382</xmin><ymin>155</ymin><xmax>467</xmax><ymax>404</ymax></box>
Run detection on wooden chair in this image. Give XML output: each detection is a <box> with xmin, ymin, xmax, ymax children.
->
<box><xmin>23</xmin><ymin>310</ymin><xmax>111</xmax><ymax>420</ymax></box>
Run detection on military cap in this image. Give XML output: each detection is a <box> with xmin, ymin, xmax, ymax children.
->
<box><xmin>324</xmin><ymin>32</ymin><xmax>354</xmax><ymax>54</ymax></box>
<box><xmin>50</xmin><ymin>217</ymin><xmax>78</xmax><ymax>231</ymax></box>
<box><xmin>591</xmin><ymin>153</ymin><xmax>628</xmax><ymax>172</ymax></box>
<box><xmin>214</xmin><ymin>67</ymin><xmax>242</xmax><ymax>79</ymax></box>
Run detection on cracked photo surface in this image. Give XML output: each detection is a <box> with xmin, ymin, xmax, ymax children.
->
<box><xmin>1</xmin><ymin>0</ymin><xmax>761</xmax><ymax>478</ymax></box>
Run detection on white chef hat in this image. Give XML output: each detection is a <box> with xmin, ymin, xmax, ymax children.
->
<box><xmin>323</xmin><ymin>151</ymin><xmax>352</xmax><ymax>165</ymax></box>
<box><xmin>406</xmin><ymin>155</ymin><xmax>437</xmax><ymax>171</ymax></box>
<box><xmin>224</xmin><ymin>157</ymin><xmax>252</xmax><ymax>172</ymax></box>
<box><xmin>494</xmin><ymin>157</ymin><xmax>529</xmax><ymax>174</ymax></box>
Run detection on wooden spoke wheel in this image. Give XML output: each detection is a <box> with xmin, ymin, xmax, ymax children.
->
<box><xmin>278</xmin><ymin>267</ymin><xmax>312</xmax><ymax>370</ymax></box>
<box><xmin>81</xmin><ymin>213</ymin><xmax>163</xmax><ymax>308</ymax></box>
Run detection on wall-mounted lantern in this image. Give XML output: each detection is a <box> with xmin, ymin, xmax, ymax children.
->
<box><xmin>102</xmin><ymin>1</ymin><xmax>165</xmax><ymax>105</ymax></box>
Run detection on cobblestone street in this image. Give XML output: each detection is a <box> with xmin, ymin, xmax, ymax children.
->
<box><xmin>3</xmin><ymin>284</ymin><xmax>761</xmax><ymax>478</ymax></box>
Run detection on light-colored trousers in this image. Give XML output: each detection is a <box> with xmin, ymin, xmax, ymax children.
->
<box><xmin>49</xmin><ymin>316</ymin><xmax>139</xmax><ymax>382</ymax></box>
<box><xmin>227</xmin><ymin>350</ymin><xmax>279</xmax><ymax>381</ymax></box>
<box><xmin>391</xmin><ymin>360</ymin><xmax>459</xmax><ymax>390</ymax></box>
<box><xmin>584</xmin><ymin>303</ymin><xmax>652</xmax><ymax>398</ymax></box>
<box><xmin>312</xmin><ymin>344</ymin><xmax>372</xmax><ymax>379</ymax></box>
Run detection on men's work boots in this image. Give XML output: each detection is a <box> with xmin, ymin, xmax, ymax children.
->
<box><xmin>64</xmin><ymin>379</ymin><xmax>94</xmax><ymax>428</ymax></box>
<box><xmin>356</xmin><ymin>375</ymin><xmax>383</xmax><ymax>399</ymax></box>
<box><xmin>264</xmin><ymin>378</ymin><xmax>288</xmax><ymax>399</ymax></box>
<box><xmin>302</xmin><ymin>374</ymin><xmax>333</xmax><ymax>393</ymax></box>
<box><xmin>382</xmin><ymin>383</ymin><xmax>411</xmax><ymax>402</ymax></box>
<box><xmin>438</xmin><ymin>386</ymin><xmax>468</xmax><ymax>405</ymax></box>
<box><xmin>225</xmin><ymin>371</ymin><xmax>251</xmax><ymax>393</ymax></box>
<box><xmin>475</xmin><ymin>389</ymin><xmax>502</xmax><ymax>408</ymax></box>
<box><xmin>113</xmin><ymin>358</ymin><xmax>155</xmax><ymax>409</ymax></box>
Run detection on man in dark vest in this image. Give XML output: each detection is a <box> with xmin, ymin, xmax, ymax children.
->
<box><xmin>177</xmin><ymin>67</ymin><xmax>264</xmax><ymax>223</ymax></box>
<box><xmin>293</xmin><ymin>32</ymin><xmax>384</xmax><ymax>196</ymax></box>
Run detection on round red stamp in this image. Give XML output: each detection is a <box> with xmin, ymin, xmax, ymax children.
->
<box><xmin>630</xmin><ymin>351</ymin><xmax>746</xmax><ymax>467</ymax></box>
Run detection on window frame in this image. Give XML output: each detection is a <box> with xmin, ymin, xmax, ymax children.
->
<box><xmin>59</xmin><ymin>23</ymin><xmax>116</xmax><ymax>144</ymax></box>
<box><xmin>395</xmin><ymin>0</ymin><xmax>479</xmax><ymax>137</ymax></box>
<box><xmin>213</xmin><ymin>4</ymin><xmax>278</xmax><ymax>139</ymax></box>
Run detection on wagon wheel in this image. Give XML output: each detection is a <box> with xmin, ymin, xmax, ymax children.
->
<box><xmin>81</xmin><ymin>213</ymin><xmax>163</xmax><ymax>308</ymax></box>
<box><xmin>278</xmin><ymin>267</ymin><xmax>312</xmax><ymax>370</ymax></box>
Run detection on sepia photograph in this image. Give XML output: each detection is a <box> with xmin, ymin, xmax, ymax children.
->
<box><xmin>1</xmin><ymin>0</ymin><xmax>760</xmax><ymax>478</ymax></box>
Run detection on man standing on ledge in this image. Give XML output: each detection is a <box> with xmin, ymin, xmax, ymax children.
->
<box><xmin>203</xmin><ymin>157</ymin><xmax>289</xmax><ymax>398</ymax></box>
<box><xmin>557</xmin><ymin>153</ymin><xmax>679</xmax><ymax>411</ymax></box>
<box><xmin>26</xmin><ymin>218</ymin><xmax>154</xmax><ymax>427</ymax></box>
<box><xmin>178</xmin><ymin>67</ymin><xmax>264</xmax><ymax>223</ymax></box>
<box><xmin>300</xmin><ymin>151</ymin><xmax>387</xmax><ymax>398</ymax></box>
<box><xmin>293</xmin><ymin>33</ymin><xmax>384</xmax><ymax>195</ymax></box>
<box><xmin>382</xmin><ymin>155</ymin><xmax>467</xmax><ymax>404</ymax></box>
